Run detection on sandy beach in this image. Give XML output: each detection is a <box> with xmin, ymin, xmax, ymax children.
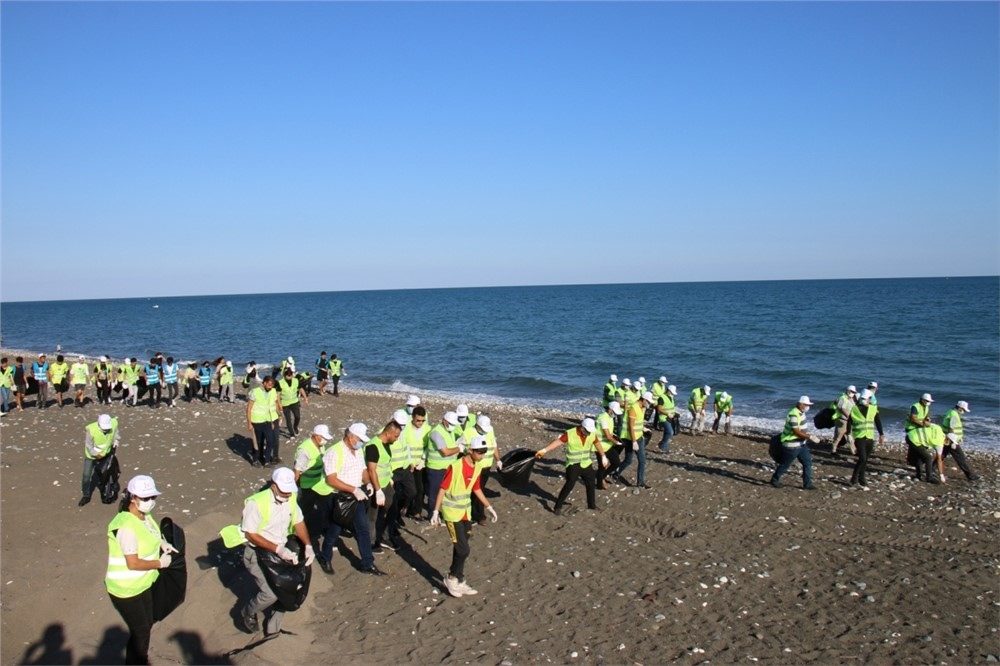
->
<box><xmin>1</xmin><ymin>356</ymin><xmax>998</xmax><ymax>665</ymax></box>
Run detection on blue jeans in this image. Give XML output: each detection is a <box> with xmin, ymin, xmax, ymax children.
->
<box><xmin>319</xmin><ymin>497</ymin><xmax>373</xmax><ymax>570</ymax></box>
<box><xmin>771</xmin><ymin>445</ymin><xmax>813</xmax><ymax>488</ymax></box>
<box><xmin>617</xmin><ymin>435</ymin><xmax>648</xmax><ymax>485</ymax></box>
<box><xmin>0</xmin><ymin>386</ymin><xmax>9</xmax><ymax>413</ymax></box>
<box><xmin>658</xmin><ymin>421</ymin><xmax>674</xmax><ymax>452</ymax></box>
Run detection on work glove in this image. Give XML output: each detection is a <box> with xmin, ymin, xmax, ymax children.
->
<box><xmin>808</xmin><ymin>435</ymin><xmax>821</xmax><ymax>445</ymax></box>
<box><xmin>601</xmin><ymin>455</ymin><xmax>610</xmax><ymax>468</ymax></box>
<box><xmin>415</xmin><ymin>460</ymin><xmax>425</xmax><ymax>471</ymax></box>
<box><xmin>352</xmin><ymin>487</ymin><xmax>368</xmax><ymax>502</ymax></box>
<box><xmin>160</xmin><ymin>538</ymin><xmax>178</xmax><ymax>554</ymax></box>
<box><xmin>158</xmin><ymin>553</ymin><xmax>173</xmax><ymax>568</ymax></box>
<box><xmin>276</xmin><ymin>545</ymin><xmax>297</xmax><ymax>563</ymax></box>
<box><xmin>430</xmin><ymin>510</ymin><xmax>441</xmax><ymax>527</ymax></box>
<box><xmin>304</xmin><ymin>544</ymin><xmax>316</xmax><ymax>566</ymax></box>
<box><xmin>457</xmin><ymin>442</ymin><xmax>466</xmax><ymax>454</ymax></box>
<box><xmin>496</xmin><ymin>459</ymin><xmax>504</xmax><ymax>471</ymax></box>
<box><xmin>632</xmin><ymin>441</ymin><xmax>639</xmax><ymax>452</ymax></box>
<box><xmin>486</xmin><ymin>506</ymin><xmax>498</xmax><ymax>523</ymax></box>
<box><xmin>375</xmin><ymin>489</ymin><xmax>386</xmax><ymax>507</ymax></box>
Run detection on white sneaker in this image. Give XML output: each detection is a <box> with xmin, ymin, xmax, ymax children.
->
<box><xmin>444</xmin><ymin>576</ymin><xmax>464</xmax><ymax>598</ymax></box>
<box><xmin>457</xmin><ymin>580</ymin><xmax>478</xmax><ymax>595</ymax></box>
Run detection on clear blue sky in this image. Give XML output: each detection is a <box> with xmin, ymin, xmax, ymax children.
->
<box><xmin>2</xmin><ymin>1</ymin><xmax>997</xmax><ymax>302</ymax></box>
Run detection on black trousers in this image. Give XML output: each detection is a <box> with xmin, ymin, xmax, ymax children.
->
<box><xmin>851</xmin><ymin>437</ymin><xmax>874</xmax><ymax>485</ymax></box>
<box><xmin>408</xmin><ymin>468</ymin><xmax>427</xmax><ymax>518</ymax></box>
<box><xmin>331</xmin><ymin>375</ymin><xmax>341</xmax><ymax>395</ymax></box>
<box><xmin>300</xmin><ymin>487</ymin><xmax>331</xmax><ymax>547</ymax></box>
<box><xmin>597</xmin><ymin>447</ymin><xmax>621</xmax><ymax>485</ymax></box>
<box><xmin>555</xmin><ymin>463</ymin><xmax>597</xmax><ymax>510</ymax></box>
<box><xmin>252</xmin><ymin>421</ymin><xmax>279</xmax><ymax>464</ymax></box>
<box><xmin>907</xmin><ymin>439</ymin><xmax>937</xmax><ymax>481</ymax></box>
<box><xmin>282</xmin><ymin>403</ymin><xmax>301</xmax><ymax>436</ymax></box>
<box><xmin>110</xmin><ymin>588</ymin><xmax>155</xmax><ymax>665</ymax></box>
<box><xmin>146</xmin><ymin>383</ymin><xmax>161</xmax><ymax>406</ymax></box>
<box><xmin>942</xmin><ymin>443</ymin><xmax>975</xmax><ymax>478</ymax></box>
<box><xmin>447</xmin><ymin>519</ymin><xmax>472</xmax><ymax>580</ymax></box>
<box><xmin>390</xmin><ymin>468</ymin><xmax>416</xmax><ymax>525</ymax></box>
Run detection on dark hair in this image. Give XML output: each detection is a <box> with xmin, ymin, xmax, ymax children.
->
<box><xmin>16</xmin><ymin>356</ymin><xmax>23</xmax><ymax>362</ymax></box>
<box><xmin>117</xmin><ymin>490</ymin><xmax>133</xmax><ymax>513</ymax></box>
<box><xmin>412</xmin><ymin>405</ymin><xmax>427</xmax><ymax>418</ymax></box>
<box><xmin>1</xmin><ymin>358</ymin><xmax>7</xmax><ymax>364</ymax></box>
<box><xmin>166</xmin><ymin>357</ymin><xmax>174</xmax><ymax>363</ymax></box>
<box><xmin>56</xmin><ymin>355</ymin><xmax>64</xmax><ymax>362</ymax></box>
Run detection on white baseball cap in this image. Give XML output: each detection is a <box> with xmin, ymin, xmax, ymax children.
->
<box><xmin>580</xmin><ymin>417</ymin><xmax>596</xmax><ymax>434</ymax></box>
<box><xmin>622</xmin><ymin>378</ymin><xmax>632</xmax><ymax>387</ymax></box>
<box><xmin>667</xmin><ymin>385</ymin><xmax>677</xmax><ymax>395</ymax></box>
<box><xmin>720</xmin><ymin>392</ymin><xmax>729</xmax><ymax>400</ymax></box>
<box><xmin>659</xmin><ymin>376</ymin><xmax>667</xmax><ymax>383</ymax></box>
<box><xmin>868</xmin><ymin>381</ymin><xmax>878</xmax><ymax>389</ymax></box>
<box><xmin>312</xmin><ymin>424</ymin><xmax>333</xmax><ymax>441</ymax></box>
<box><xmin>609</xmin><ymin>374</ymin><xmax>618</xmax><ymax>382</ymax></box>
<box><xmin>406</xmin><ymin>394</ymin><xmax>421</xmax><ymax>407</ymax></box>
<box><xmin>127</xmin><ymin>475</ymin><xmax>159</xmax><ymax>498</ymax></box>
<box><xmin>78</xmin><ymin>355</ymin><xmax>86</xmax><ymax>361</ymax></box>
<box><xmin>348</xmin><ymin>423</ymin><xmax>368</xmax><ymax>441</ymax></box>
<box><xmin>921</xmin><ymin>393</ymin><xmax>934</xmax><ymax>403</ymax></box>
<box><xmin>638</xmin><ymin>377</ymin><xmax>646</xmax><ymax>385</ymax></box>
<box><xmin>271</xmin><ymin>467</ymin><xmax>297</xmax><ymax>493</ymax></box>
<box><xmin>391</xmin><ymin>409</ymin><xmax>411</xmax><ymax>427</ymax></box>
<box><xmin>956</xmin><ymin>400</ymin><xmax>970</xmax><ymax>412</ymax></box>
<box><xmin>703</xmin><ymin>385</ymin><xmax>711</xmax><ymax>393</ymax></box>
<box><xmin>476</xmin><ymin>414</ymin><xmax>493</xmax><ymax>432</ymax></box>
<box><xmin>443</xmin><ymin>411</ymin><xmax>459</xmax><ymax>426</ymax></box>
<box><xmin>641</xmin><ymin>391</ymin><xmax>654</xmax><ymax>402</ymax></box>
<box><xmin>847</xmin><ymin>385</ymin><xmax>857</xmax><ymax>394</ymax></box>
<box><xmin>608</xmin><ymin>401</ymin><xmax>623</xmax><ymax>415</ymax></box>
<box><xmin>468</xmin><ymin>435</ymin><xmax>489</xmax><ymax>451</ymax></box>
<box><xmin>97</xmin><ymin>414</ymin><xmax>113</xmax><ymax>430</ymax></box>
<box><xmin>798</xmin><ymin>395</ymin><xmax>814</xmax><ymax>406</ymax></box>
<box><xmin>859</xmin><ymin>389</ymin><xmax>873</xmax><ymax>401</ymax></box>
<box><xmin>287</xmin><ymin>356</ymin><xmax>294</xmax><ymax>363</ymax></box>
<box><xmin>456</xmin><ymin>404</ymin><xmax>469</xmax><ymax>417</ymax></box>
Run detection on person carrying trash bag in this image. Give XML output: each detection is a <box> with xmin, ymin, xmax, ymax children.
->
<box><xmin>105</xmin><ymin>475</ymin><xmax>178</xmax><ymax>665</ymax></box>
<box><xmin>220</xmin><ymin>467</ymin><xmax>315</xmax><ymax>636</ymax></box>
<box><xmin>80</xmin><ymin>413</ymin><xmax>120</xmax><ymax>507</ymax></box>
<box><xmin>536</xmin><ymin>417</ymin><xmax>609</xmax><ymax>515</ymax></box>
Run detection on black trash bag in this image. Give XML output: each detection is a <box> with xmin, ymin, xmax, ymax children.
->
<box><xmin>330</xmin><ymin>492</ymin><xmax>358</xmax><ymax>528</ymax></box>
<box><xmin>497</xmin><ymin>448</ymin><xmax>537</xmax><ymax>490</ymax></box>
<box><xmin>257</xmin><ymin>535</ymin><xmax>312</xmax><ymax>612</ymax></box>
<box><xmin>153</xmin><ymin>517</ymin><xmax>187</xmax><ymax>622</ymax></box>
<box><xmin>813</xmin><ymin>406</ymin><xmax>836</xmax><ymax>430</ymax></box>
<box><xmin>768</xmin><ymin>434</ymin><xmax>784</xmax><ymax>463</ymax></box>
<box><xmin>97</xmin><ymin>453</ymin><xmax>121</xmax><ymax>504</ymax></box>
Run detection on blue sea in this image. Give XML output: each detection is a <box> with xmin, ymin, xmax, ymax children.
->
<box><xmin>2</xmin><ymin>277</ymin><xmax>998</xmax><ymax>452</ymax></box>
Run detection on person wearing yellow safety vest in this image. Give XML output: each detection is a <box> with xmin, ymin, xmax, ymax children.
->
<box><xmin>278</xmin><ymin>367</ymin><xmax>308</xmax><ymax>438</ymax></box>
<box><xmin>650</xmin><ymin>376</ymin><xmax>668</xmax><ymax>429</ymax></box>
<box><xmin>431</xmin><ymin>436</ymin><xmax>497</xmax><ymax>598</ymax></box>
<box><xmin>941</xmin><ymin>400</ymin><xmax>979</xmax><ymax>482</ymax></box>
<box><xmin>537</xmin><ymin>418</ymin><xmax>608</xmax><ymax>515</ymax></box>
<box><xmin>247</xmin><ymin>375</ymin><xmax>283</xmax><ymax>468</ymax></box>
<box><xmin>830</xmin><ymin>385</ymin><xmax>859</xmax><ymax>456</ymax></box>
<box><xmin>455</xmin><ymin>403</ymin><xmax>476</xmax><ymax>435</ymax></box>
<box><xmin>396</xmin><ymin>404</ymin><xmax>430</xmax><ymax>523</ymax></box>
<box><xmin>654</xmin><ymin>385</ymin><xmax>679</xmax><ymax>453</ymax></box>
<box><xmin>236</xmin><ymin>467</ymin><xmax>314</xmax><ymax>637</ymax></box>
<box><xmin>293</xmin><ymin>423</ymin><xmax>336</xmax><ymax>552</ymax></box>
<box><xmin>121</xmin><ymin>358</ymin><xmax>141</xmax><ymax>407</ymax></box>
<box><xmin>687</xmin><ymin>385</ymin><xmax>711</xmax><ymax>434</ymax></box>
<box><xmin>319</xmin><ymin>423</ymin><xmax>383</xmax><ymax>576</ymax></box>
<box><xmin>602</xmin><ymin>374</ymin><xmax>619</xmax><ymax>409</ymax></box>
<box><xmin>92</xmin><ymin>356</ymin><xmax>113</xmax><ymax>406</ymax></box>
<box><xmin>770</xmin><ymin>396</ymin><xmax>820</xmax><ymax>490</ymax></box>
<box><xmin>32</xmin><ymin>353</ymin><xmax>50</xmax><ymax>409</ymax></box>
<box><xmin>711</xmin><ymin>391</ymin><xmax>734</xmax><ymax>435</ymax></box>
<box><xmin>596</xmin><ymin>401</ymin><xmax>624</xmax><ymax>490</ymax></box>
<box><xmin>425</xmin><ymin>411</ymin><xmax>466</xmax><ymax>523</ymax></box>
<box><xmin>470</xmin><ymin>414</ymin><xmax>503</xmax><ymax>526</ymax></box>
<box><xmin>0</xmin><ymin>357</ymin><xmax>14</xmax><ymax>415</ymax></box>
<box><xmin>80</xmin><ymin>413</ymin><xmax>120</xmax><ymax>506</ymax></box>
<box><xmin>71</xmin><ymin>355</ymin><xmax>90</xmax><ymax>408</ymax></box>
<box><xmin>848</xmin><ymin>389</ymin><xmax>883</xmax><ymax>488</ymax></box>
<box><xmin>217</xmin><ymin>359</ymin><xmax>235</xmax><ymax>403</ymax></box>
<box><xmin>907</xmin><ymin>421</ymin><xmax>944</xmax><ymax>484</ymax></box>
<box><xmin>328</xmin><ymin>354</ymin><xmax>344</xmax><ymax>396</ymax></box>
<box><xmin>615</xmin><ymin>391</ymin><xmax>654</xmax><ymax>489</ymax></box>
<box><xmin>366</xmin><ymin>410</ymin><xmax>410</xmax><ymax>553</ymax></box>
<box><xmin>50</xmin><ymin>354</ymin><xmax>70</xmax><ymax>408</ymax></box>
<box><xmin>105</xmin><ymin>474</ymin><xmax>176</xmax><ymax>665</ymax></box>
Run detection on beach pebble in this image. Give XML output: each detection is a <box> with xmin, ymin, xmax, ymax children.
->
<box><xmin>52</xmin><ymin>481</ymin><xmax>59</xmax><ymax>486</ymax></box>
<box><xmin>571</xmin><ymin>571</ymin><xmax>581</xmax><ymax>578</ymax></box>
<box><xmin>921</xmin><ymin>635</ymin><xmax>933</xmax><ymax>642</ymax></box>
<box><xmin>617</xmin><ymin>643</ymin><xmax>626</xmax><ymax>651</ymax></box>
<box><xmin>865</xmin><ymin>595</ymin><xmax>876</xmax><ymax>603</ymax></box>
<box><xmin>570</xmin><ymin>651</ymin><xmax>578</xmax><ymax>658</ymax></box>
<box><xmin>654</xmin><ymin>613</ymin><xmax>666</xmax><ymax>622</ymax></box>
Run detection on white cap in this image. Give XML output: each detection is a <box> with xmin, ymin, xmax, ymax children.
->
<box><xmin>456</xmin><ymin>404</ymin><xmax>469</xmax><ymax>417</ymax></box>
<box><xmin>78</xmin><ymin>355</ymin><xmax>86</xmax><ymax>360</ymax></box>
<box><xmin>608</xmin><ymin>401</ymin><xmax>623</xmax><ymax>415</ymax></box>
<box><xmin>124</xmin><ymin>357</ymin><xmax>131</xmax><ymax>363</ymax></box>
<box><xmin>667</xmin><ymin>385</ymin><xmax>677</xmax><ymax>395</ymax></box>
<box><xmin>720</xmin><ymin>392</ymin><xmax>729</xmax><ymax>400</ymax></box>
<box><xmin>622</xmin><ymin>378</ymin><xmax>632</xmax><ymax>387</ymax></box>
<box><xmin>127</xmin><ymin>475</ymin><xmax>159</xmax><ymax>498</ymax></box>
<box><xmin>468</xmin><ymin>435</ymin><xmax>489</xmax><ymax>451</ymax></box>
<box><xmin>659</xmin><ymin>376</ymin><xmax>667</xmax><ymax>383</ymax></box>
<box><xmin>638</xmin><ymin>377</ymin><xmax>646</xmax><ymax>384</ymax></box>
<box><xmin>921</xmin><ymin>393</ymin><xmax>934</xmax><ymax>403</ymax></box>
<box><xmin>476</xmin><ymin>414</ymin><xmax>493</xmax><ymax>432</ymax></box>
<box><xmin>641</xmin><ymin>391</ymin><xmax>654</xmax><ymax>402</ymax></box>
<box><xmin>100</xmin><ymin>356</ymin><xmax>108</xmax><ymax>362</ymax></box>
<box><xmin>287</xmin><ymin>356</ymin><xmax>294</xmax><ymax>363</ymax></box>
<box><xmin>312</xmin><ymin>424</ymin><xmax>333</xmax><ymax>441</ymax></box>
<box><xmin>957</xmin><ymin>400</ymin><xmax>970</xmax><ymax>412</ymax></box>
<box><xmin>580</xmin><ymin>417</ymin><xmax>596</xmax><ymax>434</ymax></box>
<box><xmin>348</xmin><ymin>423</ymin><xmax>368</xmax><ymax>441</ymax></box>
<box><xmin>406</xmin><ymin>394</ymin><xmax>421</xmax><ymax>407</ymax></box>
<box><xmin>704</xmin><ymin>385</ymin><xmax>711</xmax><ymax>394</ymax></box>
<box><xmin>609</xmin><ymin>374</ymin><xmax>618</xmax><ymax>382</ymax></box>
<box><xmin>946</xmin><ymin>432</ymin><xmax>959</xmax><ymax>444</ymax></box>
<box><xmin>443</xmin><ymin>411</ymin><xmax>459</xmax><ymax>426</ymax></box>
<box><xmin>859</xmin><ymin>389</ymin><xmax>873</xmax><ymax>401</ymax></box>
<box><xmin>271</xmin><ymin>467</ymin><xmax>297</xmax><ymax>493</ymax></box>
<box><xmin>798</xmin><ymin>395</ymin><xmax>814</xmax><ymax>406</ymax></box>
<box><xmin>97</xmin><ymin>414</ymin><xmax>113</xmax><ymax>430</ymax></box>
<box><xmin>391</xmin><ymin>409</ymin><xmax>411</xmax><ymax>427</ymax></box>
<box><xmin>868</xmin><ymin>381</ymin><xmax>878</xmax><ymax>389</ymax></box>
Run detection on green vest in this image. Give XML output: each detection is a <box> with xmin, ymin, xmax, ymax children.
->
<box><xmin>781</xmin><ymin>407</ymin><xmax>805</xmax><ymax>444</ymax></box>
<box><xmin>906</xmin><ymin>402</ymin><xmax>929</xmax><ymax>432</ymax></box>
<box><xmin>440</xmin><ymin>459</ymin><xmax>482</xmax><ymax>523</ymax></box>
<box><xmin>941</xmin><ymin>408</ymin><xmax>963</xmax><ymax>443</ymax></box>
<box><xmin>329</xmin><ymin>359</ymin><xmax>342</xmax><ymax>376</ymax></box>
<box><xmin>71</xmin><ymin>362</ymin><xmax>89</xmax><ymax>384</ymax></box>
<box><xmin>602</xmin><ymin>381</ymin><xmax>616</xmax><ymax>407</ymax></box>
<box><xmin>627</xmin><ymin>402</ymin><xmax>645</xmax><ymax>440</ymax></box>
<box><xmin>50</xmin><ymin>362</ymin><xmax>69</xmax><ymax>383</ymax></box>
<box><xmin>596</xmin><ymin>411</ymin><xmax>618</xmax><ymax>447</ymax></box>
<box><xmin>657</xmin><ymin>394</ymin><xmax>676</xmax><ymax>423</ymax></box>
<box><xmin>249</xmin><ymin>387</ymin><xmax>278</xmax><ymax>423</ymax></box>
<box><xmin>105</xmin><ymin>511</ymin><xmax>160</xmax><ymax>598</ymax></box>
<box><xmin>426</xmin><ymin>423</ymin><xmax>459</xmax><ymax>470</ymax></box>
<box><xmin>689</xmin><ymin>388</ymin><xmax>708</xmax><ymax>411</ymax></box>
<box><xmin>910</xmin><ymin>424</ymin><xmax>944</xmax><ymax>449</ymax></box>
<box><xmin>0</xmin><ymin>366</ymin><xmax>13</xmax><ymax>388</ymax></box>
<box><xmin>296</xmin><ymin>438</ymin><xmax>334</xmax><ymax>496</ymax></box>
<box><xmin>278</xmin><ymin>377</ymin><xmax>300</xmax><ymax>407</ymax></box>
<box><xmin>395</xmin><ymin>423</ymin><xmax>429</xmax><ymax>470</ymax></box>
<box><xmin>850</xmin><ymin>404</ymin><xmax>877</xmax><ymax>439</ymax></box>
<box><xmin>714</xmin><ymin>395</ymin><xmax>733</xmax><ymax>413</ymax></box>
<box><xmin>565</xmin><ymin>427</ymin><xmax>596</xmax><ymax>469</ymax></box>
<box><xmin>85</xmin><ymin>419</ymin><xmax>118</xmax><ymax>460</ymax></box>
<box><xmin>366</xmin><ymin>437</ymin><xmax>393</xmax><ymax>487</ymax></box>
<box><xmin>651</xmin><ymin>382</ymin><xmax>667</xmax><ymax>400</ymax></box>
<box><xmin>475</xmin><ymin>429</ymin><xmax>498</xmax><ymax>469</ymax></box>
<box><xmin>220</xmin><ymin>488</ymin><xmax>302</xmax><ymax>548</ymax></box>
<box><xmin>123</xmin><ymin>364</ymin><xmax>140</xmax><ymax>385</ymax></box>
<box><xmin>219</xmin><ymin>366</ymin><xmax>233</xmax><ymax>386</ymax></box>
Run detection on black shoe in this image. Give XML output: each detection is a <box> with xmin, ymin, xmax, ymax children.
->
<box><xmin>552</xmin><ymin>506</ymin><xmax>562</xmax><ymax>516</ymax></box>
<box><xmin>968</xmin><ymin>474</ymin><xmax>981</xmax><ymax>481</ymax></box>
<box><xmin>396</xmin><ymin>517</ymin><xmax>406</xmax><ymax>528</ymax></box>
<box><xmin>241</xmin><ymin>607</ymin><xmax>259</xmax><ymax>634</ymax></box>
<box><xmin>319</xmin><ymin>559</ymin><xmax>334</xmax><ymax>575</ymax></box>
<box><xmin>251</xmin><ymin>460</ymin><xmax>263</xmax><ymax>468</ymax></box>
<box><xmin>78</xmin><ymin>496</ymin><xmax>91</xmax><ymax>507</ymax></box>
<box><xmin>272</xmin><ymin>457</ymin><xmax>283</xmax><ymax>464</ymax></box>
<box><xmin>640</xmin><ymin>484</ymin><xmax>651</xmax><ymax>490</ymax></box>
<box><xmin>362</xmin><ymin>565</ymin><xmax>386</xmax><ymax>576</ymax></box>
<box><xmin>770</xmin><ymin>478</ymin><xmax>782</xmax><ymax>488</ymax></box>
<box><xmin>371</xmin><ymin>544</ymin><xmax>385</xmax><ymax>555</ymax></box>
<box><xmin>804</xmin><ymin>484</ymin><xmax>816</xmax><ymax>490</ymax></box>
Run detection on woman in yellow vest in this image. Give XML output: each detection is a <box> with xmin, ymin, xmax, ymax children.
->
<box><xmin>536</xmin><ymin>418</ymin><xmax>608</xmax><ymax>515</ymax></box>
<box><xmin>430</xmin><ymin>437</ymin><xmax>497</xmax><ymax>598</ymax></box>
<box><xmin>106</xmin><ymin>474</ymin><xmax>175</xmax><ymax>665</ymax></box>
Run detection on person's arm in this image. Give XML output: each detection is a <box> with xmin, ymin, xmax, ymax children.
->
<box><xmin>246</xmin><ymin>397</ymin><xmax>255</xmax><ymax>434</ymax></box>
<box><xmin>298</xmin><ymin>385</ymin><xmax>308</xmax><ymax>405</ymax></box>
<box><xmin>430</xmin><ymin>430</ymin><xmax>462</xmax><ymax>457</ymax></box>
<box><xmin>118</xmin><ymin>527</ymin><xmax>167</xmax><ymax>570</ymax></box>
<box><xmin>293</xmin><ymin>519</ymin><xmax>311</xmax><ymax>549</ymax></box>
<box><xmin>909</xmin><ymin>406</ymin><xmax>927</xmax><ymax>427</ymax></box>
<box><xmin>365</xmin><ymin>446</ymin><xmax>382</xmax><ymax>492</ymax></box>
<box><xmin>85</xmin><ymin>431</ymin><xmax>102</xmax><ymax>459</ymax></box>
<box><xmin>536</xmin><ymin>433</ymin><xmax>568</xmax><ymax>457</ymax></box>
<box><xmin>874</xmin><ymin>410</ymin><xmax>884</xmax><ymax>443</ymax></box>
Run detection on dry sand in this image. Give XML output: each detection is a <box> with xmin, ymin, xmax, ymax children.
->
<box><xmin>1</xmin><ymin>365</ymin><xmax>998</xmax><ymax>665</ymax></box>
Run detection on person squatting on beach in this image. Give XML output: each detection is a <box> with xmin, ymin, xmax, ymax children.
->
<box><xmin>247</xmin><ymin>375</ymin><xmax>283</xmax><ymax>467</ymax></box>
<box><xmin>711</xmin><ymin>391</ymin><xmax>733</xmax><ymax>434</ymax></box>
<box><xmin>105</xmin><ymin>475</ymin><xmax>177</xmax><ymax>665</ymax></box>
<box><xmin>537</xmin><ymin>418</ymin><xmax>608</xmax><ymax>515</ymax></box>
<box><xmin>770</xmin><ymin>396</ymin><xmax>820</xmax><ymax>489</ymax></box>
<box><xmin>905</xmin><ymin>393</ymin><xmax>939</xmax><ymax>483</ymax></box>
<box><xmin>431</xmin><ymin>435</ymin><xmax>497</xmax><ymax>597</ymax></box>
<box><xmin>688</xmin><ymin>385</ymin><xmax>710</xmax><ymax>434</ymax></box>
<box><xmin>848</xmin><ymin>389</ymin><xmax>883</xmax><ymax>488</ymax></box>
<box><xmin>80</xmin><ymin>413</ymin><xmax>120</xmax><ymax>506</ymax></box>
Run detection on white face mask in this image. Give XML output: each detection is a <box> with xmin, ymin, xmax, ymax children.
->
<box><xmin>351</xmin><ymin>438</ymin><xmax>363</xmax><ymax>450</ymax></box>
<box><xmin>445</xmin><ymin>423</ymin><xmax>455</xmax><ymax>432</ymax></box>
<box><xmin>136</xmin><ymin>498</ymin><xmax>156</xmax><ymax>513</ymax></box>
<box><xmin>803</xmin><ymin>406</ymin><xmax>811</xmax><ymax>413</ymax></box>
<box><xmin>274</xmin><ymin>492</ymin><xmax>290</xmax><ymax>504</ymax></box>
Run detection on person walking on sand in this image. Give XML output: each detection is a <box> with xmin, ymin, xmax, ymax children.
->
<box><xmin>940</xmin><ymin>400</ymin><xmax>980</xmax><ymax>482</ymax></box>
<box><xmin>425</xmin><ymin>411</ymin><xmax>466</xmax><ymax>522</ymax></box>
<box><xmin>602</xmin><ymin>374</ymin><xmax>619</xmax><ymax>409</ymax></box>
<box><xmin>277</xmin><ymin>367</ymin><xmax>308</xmax><ymax>437</ymax></box>
<box><xmin>469</xmin><ymin>415</ymin><xmax>503</xmax><ymax>525</ymax></box>
<box><xmin>0</xmin><ymin>357</ymin><xmax>14</xmax><ymax>415</ymax></box>
<box><xmin>71</xmin><ymin>355</ymin><xmax>90</xmax><ymax>408</ymax></box>
<box><xmin>235</xmin><ymin>467</ymin><xmax>314</xmax><ymax>637</ymax></box>
<box><xmin>687</xmin><ymin>385</ymin><xmax>711</xmax><ymax>434</ymax></box>
<box><xmin>142</xmin><ymin>357</ymin><xmax>163</xmax><ymax>408</ymax></box>
<box><xmin>655</xmin><ymin>385</ymin><xmax>679</xmax><ymax>453</ymax></box>
<box><xmin>770</xmin><ymin>396</ymin><xmax>821</xmax><ymax>490</ymax></box>
<box><xmin>367</xmin><ymin>410</ymin><xmax>409</xmax><ymax>552</ymax></box>
<box><xmin>105</xmin><ymin>475</ymin><xmax>176</xmax><ymax>665</ymax></box>
<box><xmin>162</xmin><ymin>357</ymin><xmax>179</xmax><ymax>407</ymax></box>
<box><xmin>536</xmin><ymin>418</ymin><xmax>608</xmax><ymax>515</ymax></box>
<box><xmin>12</xmin><ymin>356</ymin><xmax>29</xmax><ymax>412</ymax></box>
<box><xmin>79</xmin><ymin>413</ymin><xmax>120</xmax><ymax>506</ymax></box>
<box><xmin>616</xmin><ymin>391</ymin><xmax>654</xmax><ymax>488</ymax></box>
<box><xmin>294</xmin><ymin>424</ymin><xmax>336</xmax><ymax>550</ymax></box>
<box><xmin>328</xmin><ymin>354</ymin><xmax>344</xmax><ymax>396</ymax></box>
<box><xmin>829</xmin><ymin>385</ymin><xmax>858</xmax><ymax>456</ymax></box>
<box><xmin>32</xmin><ymin>353</ymin><xmax>50</xmax><ymax>408</ymax></box>
<box><xmin>247</xmin><ymin>375</ymin><xmax>282</xmax><ymax>467</ymax></box>
<box><xmin>314</xmin><ymin>351</ymin><xmax>330</xmax><ymax>395</ymax></box>
<box><xmin>396</xmin><ymin>404</ymin><xmax>430</xmax><ymax>522</ymax></box>
<box><xmin>122</xmin><ymin>358</ymin><xmax>141</xmax><ymax>407</ymax></box>
<box><xmin>197</xmin><ymin>361</ymin><xmax>213</xmax><ymax>402</ymax></box>
<box><xmin>849</xmin><ymin>389</ymin><xmax>883</xmax><ymax>488</ymax></box>
<box><xmin>596</xmin><ymin>401</ymin><xmax>624</xmax><ymax>489</ymax></box>
<box><xmin>218</xmin><ymin>360</ymin><xmax>235</xmax><ymax>403</ymax></box>
<box><xmin>431</xmin><ymin>436</ymin><xmax>498</xmax><ymax>597</ymax></box>
<box><xmin>50</xmin><ymin>354</ymin><xmax>70</xmax><ymax>408</ymax></box>
<box><xmin>711</xmin><ymin>391</ymin><xmax>734</xmax><ymax>434</ymax></box>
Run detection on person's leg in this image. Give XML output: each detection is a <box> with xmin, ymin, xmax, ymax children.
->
<box><xmin>771</xmin><ymin>447</ymin><xmax>797</xmax><ymax>485</ymax></box>
<box><xmin>319</xmin><ymin>518</ymin><xmax>342</xmax><ymax>566</ymax></box>
<box><xmin>0</xmin><ymin>386</ymin><xmax>8</xmax><ymax>413</ymax></box>
<box><xmin>582</xmin><ymin>465</ymin><xmax>597</xmax><ymax>509</ymax></box>
<box><xmin>111</xmin><ymin>590</ymin><xmax>155</xmax><ymax>665</ymax></box>
<box><xmin>554</xmin><ymin>464</ymin><xmax>581</xmax><ymax>511</ymax></box>
<box><xmin>267</xmin><ymin>421</ymin><xmax>281</xmax><ymax>462</ymax></box>
<box><xmin>81</xmin><ymin>458</ymin><xmax>97</xmax><ymax>499</ymax></box>
<box><xmin>252</xmin><ymin>423</ymin><xmax>269</xmax><ymax>465</ymax></box>
<box><xmin>636</xmin><ymin>436</ymin><xmax>647</xmax><ymax>486</ymax></box>
<box><xmin>471</xmin><ymin>469</ymin><xmax>491</xmax><ymax>523</ymax></box>
<box><xmin>243</xmin><ymin>547</ymin><xmax>278</xmax><ymax>624</ymax></box>
<box><xmin>332</xmin><ymin>375</ymin><xmax>340</xmax><ymax>396</ymax></box>
<box><xmin>291</xmin><ymin>403</ymin><xmax>301</xmax><ymax>436</ymax></box>
<box><xmin>658</xmin><ymin>421</ymin><xmax>674</xmax><ymax>452</ymax></box>
<box><xmin>379</xmin><ymin>485</ymin><xmax>397</xmax><ymax>542</ymax></box>
<box><xmin>616</xmin><ymin>440</ymin><xmax>634</xmax><ymax>479</ymax></box>
<box><xmin>799</xmin><ymin>446</ymin><xmax>814</xmax><ymax>489</ymax></box>
<box><xmin>352</xmin><ymin>500</ymin><xmax>374</xmax><ymax>569</ymax></box>
<box><xmin>426</xmin><ymin>468</ymin><xmax>446</xmax><ymax>520</ymax></box>
<box><xmin>447</xmin><ymin>520</ymin><xmax>471</xmax><ymax>583</ymax></box>
<box><xmin>712</xmin><ymin>413</ymin><xmax>721</xmax><ymax>433</ymax></box>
